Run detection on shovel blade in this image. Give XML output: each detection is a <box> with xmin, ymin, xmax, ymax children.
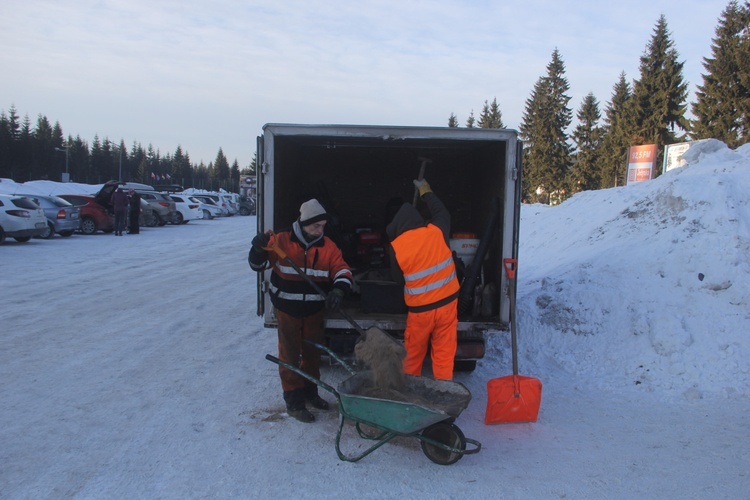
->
<box><xmin>485</xmin><ymin>375</ymin><xmax>542</xmax><ymax>424</ymax></box>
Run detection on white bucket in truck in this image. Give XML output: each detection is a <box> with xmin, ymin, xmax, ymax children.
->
<box><xmin>450</xmin><ymin>234</ymin><xmax>480</xmax><ymax>267</ymax></box>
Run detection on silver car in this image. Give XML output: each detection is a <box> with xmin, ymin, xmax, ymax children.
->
<box><xmin>137</xmin><ymin>191</ymin><xmax>179</xmax><ymax>226</ymax></box>
<box><xmin>17</xmin><ymin>194</ymin><xmax>81</xmax><ymax>238</ymax></box>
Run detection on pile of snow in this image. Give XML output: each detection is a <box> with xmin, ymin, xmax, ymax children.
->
<box><xmin>1</xmin><ymin>140</ymin><xmax>748</xmax><ymax>497</ymax></box>
<box><xmin>510</xmin><ymin>139</ymin><xmax>749</xmax><ymax>400</ymax></box>
<box><xmin>0</xmin><ymin>178</ymin><xmax>102</xmax><ymax>196</ymax></box>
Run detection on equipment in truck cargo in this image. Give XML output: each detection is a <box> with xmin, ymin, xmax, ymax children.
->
<box><xmin>255</xmin><ymin>124</ymin><xmax>524</xmax><ymax>371</ymax></box>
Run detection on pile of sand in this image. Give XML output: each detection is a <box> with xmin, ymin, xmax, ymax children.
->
<box><xmin>354</xmin><ymin>327</ymin><xmax>406</xmax><ymax>392</ymax></box>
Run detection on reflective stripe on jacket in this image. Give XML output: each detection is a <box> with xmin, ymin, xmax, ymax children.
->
<box><xmin>390</xmin><ymin>223</ymin><xmax>459</xmax><ymax>309</ymax></box>
<box><xmin>266</xmin><ymin>227</ymin><xmax>353</xmax><ymax>318</ymax></box>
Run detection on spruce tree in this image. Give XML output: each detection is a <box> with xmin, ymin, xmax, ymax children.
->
<box><xmin>569</xmin><ymin>93</ymin><xmax>603</xmax><ymax>193</ymax></box>
<box><xmin>68</xmin><ymin>136</ymin><xmax>89</xmax><ymax>183</ymax></box>
<box><xmin>465</xmin><ymin>111</ymin><xmax>476</xmax><ymax>128</ymax></box>
<box><xmin>231</xmin><ymin>159</ymin><xmax>240</xmax><ymax>191</ymax></box>
<box><xmin>0</xmin><ymin>112</ymin><xmax>11</xmax><ymax>178</ymax></box>
<box><xmin>448</xmin><ymin>113</ymin><xmax>458</xmax><ymax>127</ymax></box>
<box><xmin>214</xmin><ymin>148</ymin><xmax>230</xmax><ymax>190</ymax></box>
<box><xmin>627</xmin><ymin>15</ymin><xmax>690</xmax><ymax>174</ymax></box>
<box><xmin>600</xmin><ymin>72</ymin><xmax>633</xmax><ymax>188</ymax></box>
<box><xmin>519</xmin><ymin>48</ymin><xmax>573</xmax><ymax>204</ymax></box>
<box><xmin>172</xmin><ymin>145</ymin><xmax>192</xmax><ymax>187</ymax></box>
<box><xmin>692</xmin><ymin>0</ymin><xmax>750</xmax><ymax>148</ymax></box>
<box><xmin>477</xmin><ymin>98</ymin><xmax>505</xmax><ymax>128</ymax></box>
<box><xmin>0</xmin><ymin>106</ymin><xmax>22</xmax><ymax>178</ymax></box>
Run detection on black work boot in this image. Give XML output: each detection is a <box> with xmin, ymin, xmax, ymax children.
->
<box><xmin>284</xmin><ymin>389</ymin><xmax>315</xmax><ymax>423</ymax></box>
<box><xmin>304</xmin><ymin>382</ymin><xmax>330</xmax><ymax>410</ymax></box>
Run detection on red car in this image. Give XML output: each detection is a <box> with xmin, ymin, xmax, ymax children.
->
<box><xmin>58</xmin><ymin>194</ymin><xmax>115</xmax><ymax>235</ymax></box>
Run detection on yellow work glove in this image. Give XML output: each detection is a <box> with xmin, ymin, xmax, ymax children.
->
<box><xmin>413</xmin><ymin>178</ymin><xmax>432</xmax><ymax>196</ymax></box>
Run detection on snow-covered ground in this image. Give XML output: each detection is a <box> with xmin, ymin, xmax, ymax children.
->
<box><xmin>1</xmin><ymin>139</ymin><xmax>748</xmax><ymax>498</ymax></box>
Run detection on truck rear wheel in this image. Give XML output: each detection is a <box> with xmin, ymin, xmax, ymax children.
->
<box><xmin>454</xmin><ymin>360</ymin><xmax>477</xmax><ymax>372</ymax></box>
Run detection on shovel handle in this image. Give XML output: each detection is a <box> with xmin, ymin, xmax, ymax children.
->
<box><xmin>261</xmin><ymin>230</ymin><xmax>283</xmax><ymax>257</ymax></box>
<box><xmin>504</xmin><ymin>258</ymin><xmax>519</xmax><ymax>376</ymax></box>
<box><xmin>412</xmin><ymin>157</ymin><xmax>431</xmax><ymax>206</ymax></box>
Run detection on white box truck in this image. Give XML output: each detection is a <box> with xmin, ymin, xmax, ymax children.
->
<box><xmin>255</xmin><ymin>124</ymin><xmax>522</xmax><ymax>371</ymax></box>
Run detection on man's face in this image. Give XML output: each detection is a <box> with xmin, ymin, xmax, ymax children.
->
<box><xmin>302</xmin><ymin>220</ymin><xmax>327</xmax><ymax>240</ymax></box>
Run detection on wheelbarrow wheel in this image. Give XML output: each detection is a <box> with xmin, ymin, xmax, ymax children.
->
<box><xmin>420</xmin><ymin>422</ymin><xmax>466</xmax><ymax>465</ymax></box>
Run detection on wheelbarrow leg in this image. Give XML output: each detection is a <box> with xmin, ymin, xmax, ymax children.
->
<box><xmin>334</xmin><ymin>413</ymin><xmax>399</xmax><ymax>463</ymax></box>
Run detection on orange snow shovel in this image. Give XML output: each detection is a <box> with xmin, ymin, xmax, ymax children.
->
<box><xmin>485</xmin><ymin>258</ymin><xmax>542</xmax><ymax>424</ymax></box>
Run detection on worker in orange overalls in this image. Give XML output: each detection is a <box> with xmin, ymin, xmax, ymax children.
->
<box><xmin>385</xmin><ymin>178</ymin><xmax>460</xmax><ymax>380</ymax></box>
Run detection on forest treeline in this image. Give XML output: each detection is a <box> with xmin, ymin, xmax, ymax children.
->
<box><xmin>2</xmin><ymin>2</ymin><xmax>748</xmax><ymax>201</ymax></box>
<box><xmin>0</xmin><ymin>108</ymin><xmax>247</xmax><ymax>192</ymax></box>
<box><xmin>449</xmin><ymin>3</ymin><xmax>749</xmax><ymax>203</ymax></box>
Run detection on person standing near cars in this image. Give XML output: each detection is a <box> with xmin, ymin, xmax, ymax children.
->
<box><xmin>111</xmin><ymin>187</ymin><xmax>129</xmax><ymax>236</ymax></box>
<box><xmin>386</xmin><ymin>178</ymin><xmax>460</xmax><ymax>380</ymax></box>
<box><xmin>127</xmin><ymin>189</ymin><xmax>141</xmax><ymax>234</ymax></box>
<box><xmin>248</xmin><ymin>199</ymin><xmax>353</xmax><ymax>423</ymax></box>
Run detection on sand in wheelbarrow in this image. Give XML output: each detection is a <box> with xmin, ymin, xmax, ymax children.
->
<box><xmin>353</xmin><ymin>327</ymin><xmax>465</xmax><ymax>414</ymax></box>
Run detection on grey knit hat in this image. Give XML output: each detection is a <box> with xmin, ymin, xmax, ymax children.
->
<box><xmin>299</xmin><ymin>198</ymin><xmax>328</xmax><ymax>226</ymax></box>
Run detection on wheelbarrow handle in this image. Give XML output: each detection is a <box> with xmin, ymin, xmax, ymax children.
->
<box><xmin>304</xmin><ymin>340</ymin><xmax>356</xmax><ymax>375</ymax></box>
<box><xmin>265</xmin><ymin>354</ymin><xmax>340</xmax><ymax>400</ymax></box>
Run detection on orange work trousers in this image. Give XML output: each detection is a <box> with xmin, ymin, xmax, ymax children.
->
<box><xmin>276</xmin><ymin>309</ymin><xmax>325</xmax><ymax>392</ymax></box>
<box><xmin>402</xmin><ymin>299</ymin><xmax>458</xmax><ymax>380</ymax></box>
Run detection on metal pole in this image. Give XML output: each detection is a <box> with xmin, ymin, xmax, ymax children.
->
<box><xmin>56</xmin><ymin>145</ymin><xmax>70</xmax><ymax>182</ymax></box>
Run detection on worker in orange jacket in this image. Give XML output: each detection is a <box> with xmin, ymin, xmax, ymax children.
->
<box><xmin>385</xmin><ymin>178</ymin><xmax>460</xmax><ymax>380</ymax></box>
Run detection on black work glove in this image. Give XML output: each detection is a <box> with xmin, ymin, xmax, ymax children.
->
<box><xmin>326</xmin><ymin>288</ymin><xmax>345</xmax><ymax>310</ymax></box>
<box><xmin>252</xmin><ymin>232</ymin><xmax>271</xmax><ymax>250</ymax></box>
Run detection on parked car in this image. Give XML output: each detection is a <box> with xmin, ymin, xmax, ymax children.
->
<box><xmin>96</xmin><ymin>181</ymin><xmax>178</xmax><ymax>227</ymax></box>
<box><xmin>137</xmin><ymin>191</ymin><xmax>178</xmax><ymax>225</ymax></box>
<box><xmin>138</xmin><ymin>198</ymin><xmax>159</xmax><ymax>228</ymax></box>
<box><xmin>58</xmin><ymin>194</ymin><xmax>115</xmax><ymax>235</ymax></box>
<box><xmin>189</xmin><ymin>196</ymin><xmax>222</xmax><ymax>220</ymax></box>
<box><xmin>17</xmin><ymin>194</ymin><xmax>81</xmax><ymax>238</ymax></box>
<box><xmin>192</xmin><ymin>195</ymin><xmax>230</xmax><ymax>216</ymax></box>
<box><xmin>221</xmin><ymin>193</ymin><xmax>241</xmax><ymax>215</ymax></box>
<box><xmin>0</xmin><ymin>194</ymin><xmax>49</xmax><ymax>244</ymax></box>
<box><xmin>238</xmin><ymin>195</ymin><xmax>256</xmax><ymax>216</ymax></box>
<box><xmin>167</xmin><ymin>194</ymin><xmax>203</xmax><ymax>224</ymax></box>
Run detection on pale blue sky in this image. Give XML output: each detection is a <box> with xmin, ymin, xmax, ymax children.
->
<box><xmin>1</xmin><ymin>0</ymin><xmax>728</xmax><ymax>168</ymax></box>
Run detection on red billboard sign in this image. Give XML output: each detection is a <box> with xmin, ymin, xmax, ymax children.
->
<box><xmin>626</xmin><ymin>144</ymin><xmax>658</xmax><ymax>184</ymax></box>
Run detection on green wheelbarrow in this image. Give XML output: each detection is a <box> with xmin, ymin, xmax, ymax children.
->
<box><xmin>265</xmin><ymin>343</ymin><xmax>481</xmax><ymax>465</ymax></box>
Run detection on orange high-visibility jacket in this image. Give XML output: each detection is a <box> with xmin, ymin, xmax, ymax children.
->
<box><xmin>391</xmin><ymin>223</ymin><xmax>459</xmax><ymax>310</ymax></box>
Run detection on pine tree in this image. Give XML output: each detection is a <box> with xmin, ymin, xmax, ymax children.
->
<box><xmin>172</xmin><ymin>145</ymin><xmax>192</xmax><ymax>187</ymax></box>
<box><xmin>519</xmin><ymin>48</ymin><xmax>573</xmax><ymax>203</ymax></box>
<box><xmin>231</xmin><ymin>159</ymin><xmax>240</xmax><ymax>191</ymax></box>
<box><xmin>600</xmin><ymin>72</ymin><xmax>633</xmax><ymax>188</ymax></box>
<box><xmin>68</xmin><ymin>135</ymin><xmax>89</xmax><ymax>183</ymax></box>
<box><xmin>569</xmin><ymin>93</ymin><xmax>604</xmax><ymax>192</ymax></box>
<box><xmin>477</xmin><ymin>98</ymin><xmax>505</xmax><ymax>128</ymax></box>
<box><xmin>0</xmin><ymin>112</ymin><xmax>11</xmax><ymax>178</ymax></box>
<box><xmin>627</xmin><ymin>15</ymin><xmax>690</xmax><ymax>174</ymax></box>
<box><xmin>213</xmin><ymin>148</ymin><xmax>230</xmax><ymax>190</ymax></box>
<box><xmin>465</xmin><ymin>111</ymin><xmax>476</xmax><ymax>128</ymax></box>
<box><xmin>0</xmin><ymin>106</ymin><xmax>22</xmax><ymax>178</ymax></box>
<box><xmin>448</xmin><ymin>113</ymin><xmax>458</xmax><ymax>127</ymax></box>
<box><xmin>692</xmin><ymin>0</ymin><xmax>750</xmax><ymax>148</ymax></box>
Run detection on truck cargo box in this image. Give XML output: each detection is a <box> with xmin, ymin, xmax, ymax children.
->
<box><xmin>256</xmin><ymin>124</ymin><xmax>522</xmax><ymax>371</ymax></box>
